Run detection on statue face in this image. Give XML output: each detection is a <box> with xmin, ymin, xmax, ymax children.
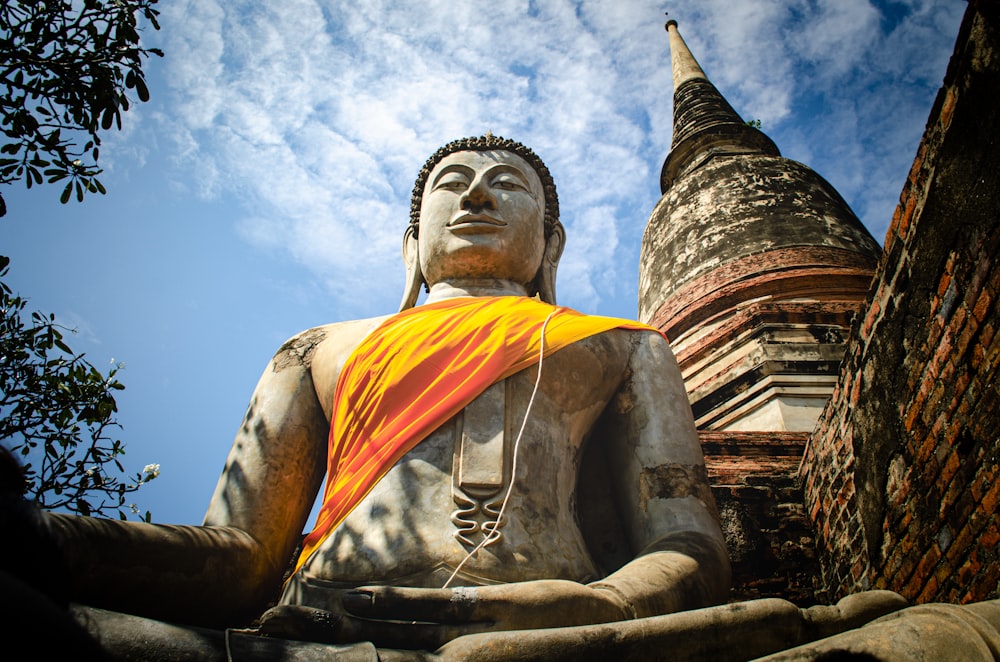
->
<box><xmin>418</xmin><ymin>150</ymin><xmax>546</xmax><ymax>288</ymax></box>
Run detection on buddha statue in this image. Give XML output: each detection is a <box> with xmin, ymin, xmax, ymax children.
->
<box><xmin>36</xmin><ymin>135</ymin><xmax>734</xmax><ymax>659</ymax></box>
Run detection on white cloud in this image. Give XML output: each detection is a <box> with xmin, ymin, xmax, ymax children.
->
<box><xmin>152</xmin><ymin>0</ymin><xmax>966</xmax><ymax>317</ymax></box>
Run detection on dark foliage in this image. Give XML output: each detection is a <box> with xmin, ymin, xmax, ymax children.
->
<box><xmin>0</xmin><ymin>255</ymin><xmax>156</xmax><ymax>520</ymax></box>
<box><xmin>0</xmin><ymin>0</ymin><xmax>162</xmax><ymax>216</ymax></box>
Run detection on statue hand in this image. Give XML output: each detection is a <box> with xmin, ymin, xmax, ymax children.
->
<box><xmin>337</xmin><ymin>579</ymin><xmax>631</xmax><ymax>650</ymax></box>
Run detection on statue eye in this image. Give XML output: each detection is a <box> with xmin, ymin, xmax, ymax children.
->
<box><xmin>435</xmin><ymin>174</ymin><xmax>469</xmax><ymax>191</ymax></box>
<box><xmin>492</xmin><ymin>177</ymin><xmax>523</xmax><ymax>191</ymax></box>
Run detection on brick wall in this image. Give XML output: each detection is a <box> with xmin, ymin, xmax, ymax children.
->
<box><xmin>801</xmin><ymin>0</ymin><xmax>1000</xmax><ymax>604</ymax></box>
<box><xmin>703</xmin><ymin>431</ymin><xmax>821</xmax><ymax>605</ymax></box>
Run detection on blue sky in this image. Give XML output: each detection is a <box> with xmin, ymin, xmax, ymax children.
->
<box><xmin>1</xmin><ymin>0</ymin><xmax>966</xmax><ymax>525</ymax></box>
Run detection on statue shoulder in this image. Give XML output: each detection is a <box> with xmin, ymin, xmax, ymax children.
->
<box><xmin>594</xmin><ymin>325</ymin><xmax>683</xmax><ymax>395</ymax></box>
<box><xmin>595</xmin><ymin>324</ymin><xmax>673</xmax><ymax>363</ymax></box>
<box><xmin>272</xmin><ymin>315</ymin><xmax>393</xmax><ymax>411</ymax></box>
<box><xmin>273</xmin><ymin>315</ymin><xmax>389</xmax><ymax>364</ymax></box>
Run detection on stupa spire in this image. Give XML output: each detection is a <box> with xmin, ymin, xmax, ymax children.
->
<box><xmin>665</xmin><ymin>19</ymin><xmax>707</xmax><ymax>89</ymax></box>
<box><xmin>640</xmin><ymin>16</ymin><xmax>881</xmax><ymax>435</ymax></box>
<box><xmin>660</xmin><ymin>19</ymin><xmax>779</xmax><ymax>193</ymax></box>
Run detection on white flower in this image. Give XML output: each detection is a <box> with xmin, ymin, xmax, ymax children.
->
<box><xmin>142</xmin><ymin>463</ymin><xmax>161</xmax><ymax>479</ymax></box>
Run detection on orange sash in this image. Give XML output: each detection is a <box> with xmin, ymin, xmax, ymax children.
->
<box><xmin>293</xmin><ymin>296</ymin><xmax>660</xmax><ymax>574</ymax></box>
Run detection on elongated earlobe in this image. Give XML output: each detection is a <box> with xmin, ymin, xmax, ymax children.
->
<box><xmin>535</xmin><ymin>222</ymin><xmax>565</xmax><ymax>305</ymax></box>
<box><xmin>399</xmin><ymin>225</ymin><xmax>424</xmax><ymax>312</ymax></box>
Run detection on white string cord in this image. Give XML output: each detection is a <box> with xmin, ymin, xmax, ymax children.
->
<box><xmin>442</xmin><ymin>309</ymin><xmax>557</xmax><ymax>589</ymax></box>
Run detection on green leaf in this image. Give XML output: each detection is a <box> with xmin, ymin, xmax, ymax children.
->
<box><xmin>60</xmin><ymin>181</ymin><xmax>73</xmax><ymax>204</ymax></box>
<box><xmin>135</xmin><ymin>76</ymin><xmax>150</xmax><ymax>103</ymax></box>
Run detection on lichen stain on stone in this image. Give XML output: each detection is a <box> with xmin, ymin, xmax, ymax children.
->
<box><xmin>639</xmin><ymin>463</ymin><xmax>711</xmax><ymax>502</ymax></box>
<box><xmin>273</xmin><ymin>328</ymin><xmax>327</xmax><ymax>372</ymax></box>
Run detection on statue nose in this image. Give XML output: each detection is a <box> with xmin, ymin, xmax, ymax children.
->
<box><xmin>461</xmin><ymin>177</ymin><xmax>496</xmax><ymax>211</ymax></box>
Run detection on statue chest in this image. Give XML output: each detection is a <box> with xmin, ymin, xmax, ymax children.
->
<box><xmin>299</xmin><ymin>341</ymin><xmax>624</xmax><ymax>587</ymax></box>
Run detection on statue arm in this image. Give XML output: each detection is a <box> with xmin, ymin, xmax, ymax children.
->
<box><xmin>589</xmin><ymin>331</ymin><xmax>730</xmax><ymax>617</ymax></box>
<box><xmin>46</xmin><ymin>514</ymin><xmax>279</xmax><ymax>628</ymax></box>
<box><xmin>48</xmin><ymin>339</ymin><xmax>330</xmax><ymax>628</ymax></box>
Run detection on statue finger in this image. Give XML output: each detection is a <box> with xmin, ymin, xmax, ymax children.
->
<box><xmin>341</xmin><ymin>616</ymin><xmax>490</xmax><ymax>651</ymax></box>
<box><xmin>342</xmin><ymin>586</ymin><xmax>490</xmax><ymax>624</ymax></box>
<box><xmin>256</xmin><ymin>604</ymin><xmax>347</xmax><ymax>643</ymax></box>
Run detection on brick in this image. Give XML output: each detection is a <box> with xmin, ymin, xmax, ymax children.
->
<box><xmin>981</xmin><ymin>319</ymin><xmax>996</xmax><ymax>349</ymax></box>
<box><xmin>882</xmin><ymin>536</ymin><xmax>907</xmax><ymax>575</ymax></box>
<box><xmin>941</xmin><ymin>420</ymin><xmax>963</xmax><ymax>449</ymax></box>
<box><xmin>851</xmin><ymin>558</ymin><xmax>867</xmax><ymax>583</ymax></box>
<box><xmin>937</xmin><ymin>269</ymin><xmax>954</xmax><ymax>299</ymax></box>
<box><xmin>917</xmin><ymin>574</ymin><xmax>941</xmax><ymax>603</ymax></box>
<box><xmin>946</xmin><ymin>520</ymin><xmax>975</xmax><ymax>565</ymax></box>
<box><xmin>973</xmin><ymin>563</ymin><xmax>1000</xmax><ymax>604</ymax></box>
<box><xmin>938</xmin><ymin>449</ymin><xmax>962</xmax><ymax>491</ymax></box>
<box><xmin>915</xmin><ymin>544</ymin><xmax>942</xmax><ymax>581</ymax></box>
<box><xmin>952</xmin><ymin>372</ymin><xmax>971</xmax><ymax>405</ymax></box>
<box><xmin>989</xmin><ymin>263</ymin><xmax>1000</xmax><ymax>291</ymax></box>
<box><xmin>861</xmin><ymin>299</ymin><xmax>882</xmax><ymax>340</ymax></box>
<box><xmin>972</xmin><ymin>340</ymin><xmax>987</xmax><ymax>367</ymax></box>
<box><xmin>904</xmin><ymin>401</ymin><xmax>925</xmax><ymax>435</ymax></box>
<box><xmin>920</xmin><ymin>455</ymin><xmax>941</xmax><ymax>486</ymax></box>
<box><xmin>890</xmin><ymin>204</ymin><xmax>905</xmax><ymax>237</ymax></box>
<box><xmin>908</xmin><ymin>143</ymin><xmax>927</xmax><ymax>185</ymax></box>
<box><xmin>922</xmin><ymin>382</ymin><xmax>948</xmax><ymax>426</ymax></box>
<box><xmin>940</xmin><ymin>86</ymin><xmax>958</xmax><ymax>129</ymax></box>
<box><xmin>950</xmin><ymin>301</ymin><xmax>969</xmax><ymax>334</ymax></box>
<box><xmin>939</xmin><ymin>493</ymin><xmax>966</xmax><ymax>539</ymax></box>
<box><xmin>934</xmin><ymin>557</ymin><xmax>953</xmax><ymax>584</ymax></box>
<box><xmin>956</xmin><ymin>552</ymin><xmax>979</xmax><ymax>586</ymax></box>
<box><xmin>949</xmin><ymin>490</ymin><xmax>977</xmax><ymax>530</ymax></box>
<box><xmin>925</xmin><ymin>313</ymin><xmax>945</xmax><ymax>350</ymax></box>
<box><xmin>929</xmin><ymin>415</ymin><xmax>947</xmax><ymax>449</ymax></box>
<box><xmin>955</xmin><ymin>315</ymin><xmax>978</xmax><ymax>361</ymax></box>
<box><xmin>905</xmin><ymin>568</ymin><xmax>928</xmax><ymax>600</ymax></box>
<box><xmin>895</xmin><ymin>552</ymin><xmax>918</xmax><ymax>591</ymax></box>
<box><xmin>982</xmin><ymin>475</ymin><xmax>1000</xmax><ymax>514</ymax></box>
<box><xmin>979</xmin><ymin>522</ymin><xmax>1000</xmax><ymax>550</ymax></box>
<box><xmin>972</xmin><ymin>284</ymin><xmax>993</xmax><ymax>323</ymax></box>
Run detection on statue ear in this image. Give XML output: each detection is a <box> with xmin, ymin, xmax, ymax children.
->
<box><xmin>399</xmin><ymin>225</ymin><xmax>424</xmax><ymax>312</ymax></box>
<box><xmin>535</xmin><ymin>222</ymin><xmax>565</xmax><ymax>305</ymax></box>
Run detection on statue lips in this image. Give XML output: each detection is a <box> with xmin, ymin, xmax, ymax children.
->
<box><xmin>447</xmin><ymin>212</ymin><xmax>507</xmax><ymax>235</ymax></box>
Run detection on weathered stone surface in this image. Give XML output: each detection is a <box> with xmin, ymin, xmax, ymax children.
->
<box><xmin>758</xmin><ymin>600</ymin><xmax>1000</xmax><ymax>661</ymax></box>
<box><xmin>640</xmin><ymin>156</ymin><xmax>879</xmax><ymax>332</ymax></box>
<box><xmin>429</xmin><ymin>592</ymin><xmax>906</xmax><ymax>661</ymax></box>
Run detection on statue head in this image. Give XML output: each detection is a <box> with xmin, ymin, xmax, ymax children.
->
<box><xmin>400</xmin><ymin>135</ymin><xmax>565</xmax><ymax>310</ymax></box>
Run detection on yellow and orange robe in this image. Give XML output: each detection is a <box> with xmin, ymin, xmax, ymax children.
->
<box><xmin>293</xmin><ymin>296</ymin><xmax>662</xmax><ymax>575</ymax></box>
